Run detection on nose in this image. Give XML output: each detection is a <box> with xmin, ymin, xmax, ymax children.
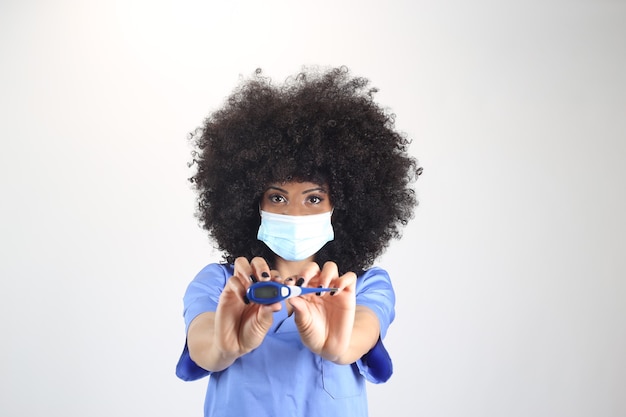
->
<box><xmin>282</xmin><ymin>205</ymin><xmax>306</xmax><ymax>216</ymax></box>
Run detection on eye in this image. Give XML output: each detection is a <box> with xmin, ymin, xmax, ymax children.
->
<box><xmin>268</xmin><ymin>193</ymin><xmax>287</xmax><ymax>204</ymax></box>
<box><xmin>306</xmin><ymin>195</ymin><xmax>324</xmax><ymax>205</ymax></box>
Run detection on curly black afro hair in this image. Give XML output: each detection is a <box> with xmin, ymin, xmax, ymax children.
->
<box><xmin>189</xmin><ymin>66</ymin><xmax>421</xmax><ymax>274</ymax></box>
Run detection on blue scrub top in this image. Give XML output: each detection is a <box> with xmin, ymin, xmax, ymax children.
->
<box><xmin>176</xmin><ymin>263</ymin><xmax>395</xmax><ymax>417</ymax></box>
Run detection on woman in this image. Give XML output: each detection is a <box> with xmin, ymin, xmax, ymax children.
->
<box><xmin>176</xmin><ymin>66</ymin><xmax>421</xmax><ymax>417</ymax></box>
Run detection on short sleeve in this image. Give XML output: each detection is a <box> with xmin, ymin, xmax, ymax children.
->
<box><xmin>175</xmin><ymin>263</ymin><xmax>233</xmax><ymax>381</ymax></box>
<box><xmin>353</xmin><ymin>267</ymin><xmax>396</xmax><ymax>383</ymax></box>
<box><xmin>354</xmin><ymin>267</ymin><xmax>395</xmax><ymax>339</ymax></box>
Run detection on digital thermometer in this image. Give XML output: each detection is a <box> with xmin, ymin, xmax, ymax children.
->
<box><xmin>246</xmin><ymin>281</ymin><xmax>337</xmax><ymax>304</ymax></box>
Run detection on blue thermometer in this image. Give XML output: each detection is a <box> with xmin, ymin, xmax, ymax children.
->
<box><xmin>247</xmin><ymin>281</ymin><xmax>337</xmax><ymax>304</ymax></box>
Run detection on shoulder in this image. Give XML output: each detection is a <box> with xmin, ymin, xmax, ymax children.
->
<box><xmin>356</xmin><ymin>266</ymin><xmax>393</xmax><ymax>292</ymax></box>
<box><xmin>193</xmin><ymin>263</ymin><xmax>234</xmax><ymax>283</ymax></box>
<box><xmin>183</xmin><ymin>263</ymin><xmax>233</xmax><ymax>303</ymax></box>
<box><xmin>357</xmin><ymin>266</ymin><xmax>389</xmax><ymax>278</ymax></box>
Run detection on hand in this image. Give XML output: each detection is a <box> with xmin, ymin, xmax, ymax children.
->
<box><xmin>288</xmin><ymin>261</ymin><xmax>357</xmax><ymax>362</ymax></box>
<box><xmin>213</xmin><ymin>257</ymin><xmax>282</xmax><ymax>358</ymax></box>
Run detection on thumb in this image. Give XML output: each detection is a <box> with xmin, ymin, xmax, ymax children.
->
<box><xmin>287</xmin><ymin>296</ymin><xmax>311</xmax><ymax>325</ymax></box>
<box><xmin>257</xmin><ymin>302</ymin><xmax>282</xmax><ymax>325</ymax></box>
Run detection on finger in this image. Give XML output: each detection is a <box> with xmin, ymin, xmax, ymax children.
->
<box><xmin>295</xmin><ymin>262</ymin><xmax>322</xmax><ymax>287</ymax></box>
<box><xmin>269</xmin><ymin>270</ymin><xmax>283</xmax><ymax>283</ymax></box>
<box><xmin>223</xmin><ymin>274</ymin><xmax>251</xmax><ymax>305</ymax></box>
<box><xmin>283</xmin><ymin>275</ymin><xmax>298</xmax><ymax>285</ymax></box>
<box><xmin>318</xmin><ymin>261</ymin><xmax>339</xmax><ymax>288</ymax></box>
<box><xmin>287</xmin><ymin>293</ymin><xmax>307</xmax><ymax>313</ymax></box>
<box><xmin>250</xmin><ymin>257</ymin><xmax>272</xmax><ymax>282</ymax></box>
<box><xmin>233</xmin><ymin>257</ymin><xmax>254</xmax><ymax>287</ymax></box>
<box><xmin>332</xmin><ymin>271</ymin><xmax>357</xmax><ymax>296</ymax></box>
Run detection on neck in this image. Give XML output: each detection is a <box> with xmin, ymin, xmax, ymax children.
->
<box><xmin>273</xmin><ymin>256</ymin><xmax>316</xmax><ymax>279</ymax></box>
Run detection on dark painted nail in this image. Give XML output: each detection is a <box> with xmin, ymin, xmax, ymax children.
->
<box><xmin>250</xmin><ymin>275</ymin><xmax>258</xmax><ymax>283</ymax></box>
<box><xmin>261</xmin><ymin>272</ymin><xmax>270</xmax><ymax>278</ymax></box>
<box><xmin>330</xmin><ymin>290</ymin><xmax>337</xmax><ymax>296</ymax></box>
<box><xmin>285</xmin><ymin>277</ymin><xmax>294</xmax><ymax>282</ymax></box>
<box><xmin>316</xmin><ymin>285</ymin><xmax>323</xmax><ymax>296</ymax></box>
<box><xmin>243</xmin><ymin>295</ymin><xmax>250</xmax><ymax>304</ymax></box>
<box><xmin>296</xmin><ymin>277</ymin><xmax>305</xmax><ymax>287</ymax></box>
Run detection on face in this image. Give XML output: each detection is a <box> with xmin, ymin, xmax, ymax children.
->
<box><xmin>260</xmin><ymin>181</ymin><xmax>332</xmax><ymax>216</ymax></box>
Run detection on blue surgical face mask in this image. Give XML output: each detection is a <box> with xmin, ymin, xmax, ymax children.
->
<box><xmin>257</xmin><ymin>210</ymin><xmax>334</xmax><ymax>261</ymax></box>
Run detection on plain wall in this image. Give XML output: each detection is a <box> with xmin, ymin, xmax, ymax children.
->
<box><xmin>1</xmin><ymin>1</ymin><xmax>625</xmax><ymax>416</ymax></box>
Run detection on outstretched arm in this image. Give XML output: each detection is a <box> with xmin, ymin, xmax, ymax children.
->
<box><xmin>187</xmin><ymin>257</ymin><xmax>282</xmax><ymax>372</ymax></box>
<box><xmin>289</xmin><ymin>262</ymin><xmax>381</xmax><ymax>364</ymax></box>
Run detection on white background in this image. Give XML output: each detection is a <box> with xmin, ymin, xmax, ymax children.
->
<box><xmin>1</xmin><ymin>1</ymin><xmax>625</xmax><ymax>416</ymax></box>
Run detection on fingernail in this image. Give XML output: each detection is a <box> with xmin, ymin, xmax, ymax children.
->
<box><xmin>261</xmin><ymin>272</ymin><xmax>270</xmax><ymax>278</ymax></box>
<box><xmin>296</xmin><ymin>277</ymin><xmax>305</xmax><ymax>287</ymax></box>
<box><xmin>243</xmin><ymin>295</ymin><xmax>250</xmax><ymax>304</ymax></box>
<box><xmin>250</xmin><ymin>275</ymin><xmax>258</xmax><ymax>283</ymax></box>
<box><xmin>330</xmin><ymin>290</ymin><xmax>337</xmax><ymax>296</ymax></box>
<box><xmin>316</xmin><ymin>285</ymin><xmax>322</xmax><ymax>296</ymax></box>
<box><xmin>285</xmin><ymin>277</ymin><xmax>294</xmax><ymax>282</ymax></box>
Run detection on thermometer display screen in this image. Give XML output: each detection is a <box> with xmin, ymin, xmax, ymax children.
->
<box><xmin>252</xmin><ymin>286</ymin><xmax>279</xmax><ymax>299</ymax></box>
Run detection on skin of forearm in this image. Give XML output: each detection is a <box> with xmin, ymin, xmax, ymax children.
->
<box><xmin>329</xmin><ymin>306</ymin><xmax>381</xmax><ymax>365</ymax></box>
<box><xmin>187</xmin><ymin>312</ymin><xmax>241</xmax><ymax>372</ymax></box>
<box><xmin>188</xmin><ymin>306</ymin><xmax>381</xmax><ymax>370</ymax></box>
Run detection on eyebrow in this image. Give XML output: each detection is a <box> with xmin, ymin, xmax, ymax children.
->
<box><xmin>302</xmin><ymin>186</ymin><xmax>328</xmax><ymax>194</ymax></box>
<box><xmin>266</xmin><ymin>185</ymin><xmax>328</xmax><ymax>195</ymax></box>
